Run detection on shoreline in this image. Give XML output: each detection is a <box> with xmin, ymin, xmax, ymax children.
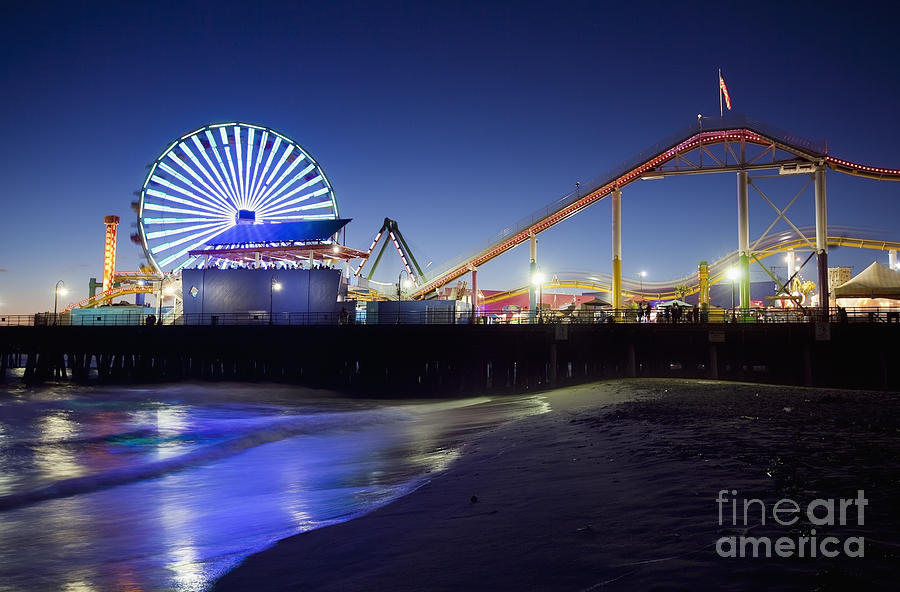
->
<box><xmin>213</xmin><ymin>379</ymin><xmax>899</xmax><ymax>591</ymax></box>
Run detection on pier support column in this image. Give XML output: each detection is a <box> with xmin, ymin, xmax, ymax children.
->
<box><xmin>708</xmin><ymin>343</ymin><xmax>718</xmax><ymax>380</ymax></box>
<box><xmin>803</xmin><ymin>344</ymin><xmax>813</xmax><ymax>386</ymax></box>
<box><xmin>470</xmin><ymin>267</ymin><xmax>478</xmax><ymax>322</ymax></box>
<box><xmin>611</xmin><ymin>188</ymin><xmax>623</xmax><ymax>312</ymax></box>
<box><xmin>737</xmin><ymin>171</ymin><xmax>751</xmax><ymax>312</ymax></box>
<box><xmin>529</xmin><ymin>233</ymin><xmax>537</xmax><ymax>323</ymax></box>
<box><xmin>815</xmin><ymin>167</ymin><xmax>829</xmax><ymax>317</ymax></box>
<box><xmin>549</xmin><ymin>342</ymin><xmax>557</xmax><ymax>386</ymax></box>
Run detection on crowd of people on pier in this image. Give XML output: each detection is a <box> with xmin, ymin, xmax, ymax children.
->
<box><xmin>633</xmin><ymin>301</ymin><xmax>699</xmax><ymax>323</ymax></box>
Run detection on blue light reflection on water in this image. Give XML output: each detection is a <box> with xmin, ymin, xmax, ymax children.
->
<box><xmin>0</xmin><ymin>383</ymin><xmax>548</xmax><ymax>592</ymax></box>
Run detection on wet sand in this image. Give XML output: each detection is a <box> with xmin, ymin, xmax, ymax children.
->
<box><xmin>213</xmin><ymin>379</ymin><xmax>899</xmax><ymax>591</ymax></box>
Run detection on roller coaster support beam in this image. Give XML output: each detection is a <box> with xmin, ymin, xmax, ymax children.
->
<box><xmin>815</xmin><ymin>167</ymin><xmax>829</xmax><ymax>314</ymax></box>
<box><xmin>612</xmin><ymin>188</ymin><xmax>623</xmax><ymax>311</ymax></box>
<box><xmin>737</xmin><ymin>171</ymin><xmax>751</xmax><ymax>313</ymax></box>
<box><xmin>529</xmin><ymin>233</ymin><xmax>537</xmax><ymax>323</ymax></box>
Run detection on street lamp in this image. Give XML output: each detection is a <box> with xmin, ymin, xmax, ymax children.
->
<box><xmin>53</xmin><ymin>280</ymin><xmax>68</xmax><ymax>324</ymax></box>
<box><xmin>639</xmin><ymin>271</ymin><xmax>646</xmax><ymax>296</ymax></box>
<box><xmin>269</xmin><ymin>277</ymin><xmax>281</xmax><ymax>325</ymax></box>
<box><xmin>727</xmin><ymin>267</ymin><xmax>740</xmax><ymax>321</ymax></box>
<box><xmin>532</xmin><ymin>271</ymin><xmax>545</xmax><ymax>323</ymax></box>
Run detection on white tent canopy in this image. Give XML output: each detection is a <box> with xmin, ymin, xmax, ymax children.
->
<box><xmin>833</xmin><ymin>262</ymin><xmax>900</xmax><ymax>299</ymax></box>
<box><xmin>656</xmin><ymin>299</ymin><xmax>694</xmax><ymax>308</ymax></box>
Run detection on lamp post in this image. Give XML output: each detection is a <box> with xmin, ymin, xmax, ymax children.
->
<box><xmin>532</xmin><ymin>272</ymin><xmax>545</xmax><ymax>324</ymax></box>
<box><xmin>53</xmin><ymin>280</ymin><xmax>67</xmax><ymax>324</ymax></box>
<box><xmin>639</xmin><ymin>270</ymin><xmax>646</xmax><ymax>298</ymax></box>
<box><xmin>269</xmin><ymin>276</ymin><xmax>281</xmax><ymax>325</ymax></box>
<box><xmin>727</xmin><ymin>267</ymin><xmax>739</xmax><ymax>322</ymax></box>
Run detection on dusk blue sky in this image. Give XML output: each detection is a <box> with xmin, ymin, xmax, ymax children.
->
<box><xmin>2</xmin><ymin>1</ymin><xmax>899</xmax><ymax>314</ymax></box>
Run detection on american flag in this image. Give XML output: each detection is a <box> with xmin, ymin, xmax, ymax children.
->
<box><xmin>719</xmin><ymin>73</ymin><xmax>732</xmax><ymax>110</ymax></box>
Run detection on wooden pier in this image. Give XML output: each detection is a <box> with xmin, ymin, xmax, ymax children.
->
<box><xmin>0</xmin><ymin>323</ymin><xmax>897</xmax><ymax>393</ymax></box>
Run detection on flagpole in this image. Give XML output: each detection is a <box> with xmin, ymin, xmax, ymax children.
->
<box><xmin>719</xmin><ymin>68</ymin><xmax>723</xmax><ymax>118</ymax></box>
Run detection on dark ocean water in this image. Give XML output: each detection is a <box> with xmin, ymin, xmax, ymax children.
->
<box><xmin>0</xmin><ymin>382</ymin><xmax>549</xmax><ymax>591</ymax></box>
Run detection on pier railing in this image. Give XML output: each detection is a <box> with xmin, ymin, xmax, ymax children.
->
<box><xmin>2</xmin><ymin>307</ymin><xmax>897</xmax><ymax>327</ymax></box>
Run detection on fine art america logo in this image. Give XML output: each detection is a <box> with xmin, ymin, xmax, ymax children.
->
<box><xmin>715</xmin><ymin>489</ymin><xmax>867</xmax><ymax>558</ymax></box>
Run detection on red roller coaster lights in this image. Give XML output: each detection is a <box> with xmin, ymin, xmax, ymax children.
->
<box><xmin>824</xmin><ymin>156</ymin><xmax>900</xmax><ymax>177</ymax></box>
<box><xmin>414</xmin><ymin>128</ymin><xmax>900</xmax><ymax>298</ymax></box>
<box><xmin>418</xmin><ymin>132</ymin><xmax>768</xmax><ymax>294</ymax></box>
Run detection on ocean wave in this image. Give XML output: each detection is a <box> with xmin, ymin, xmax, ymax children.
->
<box><xmin>0</xmin><ymin>406</ymin><xmax>413</xmax><ymax>512</ymax></box>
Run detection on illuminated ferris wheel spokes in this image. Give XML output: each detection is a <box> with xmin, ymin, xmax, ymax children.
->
<box><xmin>138</xmin><ymin>123</ymin><xmax>339</xmax><ymax>273</ymax></box>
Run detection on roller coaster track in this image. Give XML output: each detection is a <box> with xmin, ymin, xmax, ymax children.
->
<box><xmin>412</xmin><ymin>115</ymin><xmax>900</xmax><ymax>300</ymax></box>
<box><xmin>481</xmin><ymin>227</ymin><xmax>900</xmax><ymax>304</ymax></box>
<box><xmin>63</xmin><ymin>284</ymin><xmax>157</xmax><ymax>312</ymax></box>
<box><xmin>62</xmin><ymin>271</ymin><xmax>172</xmax><ymax>312</ymax></box>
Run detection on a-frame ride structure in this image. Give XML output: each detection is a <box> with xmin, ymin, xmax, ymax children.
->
<box><xmin>354</xmin><ymin>218</ymin><xmax>427</xmax><ymax>288</ymax></box>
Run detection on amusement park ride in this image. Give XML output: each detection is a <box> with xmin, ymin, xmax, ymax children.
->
<box><xmin>354</xmin><ymin>217</ymin><xmax>428</xmax><ymax>287</ymax></box>
<box><xmin>61</xmin><ymin>115</ymin><xmax>900</xmax><ymax>317</ymax></box>
<box><xmin>64</xmin><ymin>123</ymin><xmax>365</xmax><ymax>314</ymax></box>
<box><xmin>411</xmin><ymin>115</ymin><xmax>900</xmax><ymax>316</ymax></box>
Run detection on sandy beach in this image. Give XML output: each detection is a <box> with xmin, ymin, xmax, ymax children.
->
<box><xmin>213</xmin><ymin>379</ymin><xmax>899</xmax><ymax>591</ymax></box>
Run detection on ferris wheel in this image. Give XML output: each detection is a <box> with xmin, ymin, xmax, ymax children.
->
<box><xmin>137</xmin><ymin>122</ymin><xmax>339</xmax><ymax>274</ymax></box>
